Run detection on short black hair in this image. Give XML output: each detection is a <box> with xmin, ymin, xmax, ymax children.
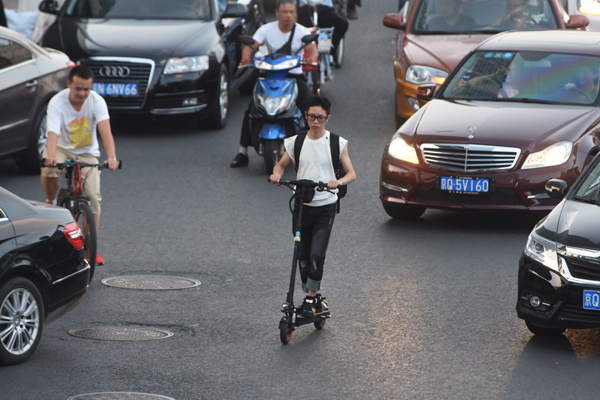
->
<box><xmin>306</xmin><ymin>95</ymin><xmax>331</xmax><ymax>115</ymax></box>
<box><xmin>68</xmin><ymin>65</ymin><xmax>94</xmax><ymax>82</ymax></box>
<box><xmin>276</xmin><ymin>0</ymin><xmax>297</xmax><ymax>10</ymax></box>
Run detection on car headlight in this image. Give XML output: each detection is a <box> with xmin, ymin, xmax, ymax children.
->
<box><xmin>522</xmin><ymin>141</ymin><xmax>573</xmax><ymax>169</ymax></box>
<box><xmin>388</xmin><ymin>133</ymin><xmax>419</xmax><ymax>164</ymax></box>
<box><xmin>257</xmin><ymin>93</ymin><xmax>293</xmax><ymax>116</ymax></box>
<box><xmin>524</xmin><ymin>231</ymin><xmax>560</xmax><ymax>272</ymax></box>
<box><xmin>164</xmin><ymin>55</ymin><xmax>209</xmax><ymax>75</ymax></box>
<box><xmin>406</xmin><ymin>65</ymin><xmax>448</xmax><ymax>85</ymax></box>
<box><xmin>579</xmin><ymin>0</ymin><xmax>600</xmax><ymax>16</ymax></box>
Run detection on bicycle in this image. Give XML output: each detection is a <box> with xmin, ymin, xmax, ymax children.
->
<box><xmin>42</xmin><ymin>158</ymin><xmax>121</xmax><ymax>282</ymax></box>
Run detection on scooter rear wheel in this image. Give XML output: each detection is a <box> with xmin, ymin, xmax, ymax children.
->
<box><xmin>280</xmin><ymin>322</ymin><xmax>292</xmax><ymax>344</ymax></box>
<box><xmin>314</xmin><ymin>319</ymin><xmax>326</xmax><ymax>330</ymax></box>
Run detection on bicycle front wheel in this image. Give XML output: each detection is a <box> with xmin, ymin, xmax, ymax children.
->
<box><xmin>74</xmin><ymin>202</ymin><xmax>96</xmax><ymax>282</ymax></box>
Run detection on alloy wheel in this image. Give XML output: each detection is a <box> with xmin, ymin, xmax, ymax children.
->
<box><xmin>0</xmin><ymin>288</ymin><xmax>40</xmax><ymax>356</ymax></box>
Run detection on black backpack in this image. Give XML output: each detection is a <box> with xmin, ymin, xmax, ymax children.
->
<box><xmin>293</xmin><ymin>131</ymin><xmax>347</xmax><ymax>213</ymax></box>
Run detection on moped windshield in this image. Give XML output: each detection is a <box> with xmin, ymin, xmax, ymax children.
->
<box><xmin>65</xmin><ymin>0</ymin><xmax>211</xmax><ymax>20</ymax></box>
<box><xmin>442</xmin><ymin>51</ymin><xmax>600</xmax><ymax>106</ymax></box>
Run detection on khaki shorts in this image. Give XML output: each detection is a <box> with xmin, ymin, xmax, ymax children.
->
<box><xmin>41</xmin><ymin>147</ymin><xmax>102</xmax><ymax>215</ymax></box>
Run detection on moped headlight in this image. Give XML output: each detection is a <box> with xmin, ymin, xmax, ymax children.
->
<box><xmin>257</xmin><ymin>94</ymin><xmax>293</xmax><ymax>116</ymax></box>
<box><xmin>255</xmin><ymin>60</ymin><xmax>273</xmax><ymax>70</ymax></box>
<box><xmin>522</xmin><ymin>141</ymin><xmax>573</xmax><ymax>169</ymax></box>
<box><xmin>524</xmin><ymin>231</ymin><xmax>559</xmax><ymax>272</ymax></box>
<box><xmin>388</xmin><ymin>133</ymin><xmax>419</xmax><ymax>164</ymax></box>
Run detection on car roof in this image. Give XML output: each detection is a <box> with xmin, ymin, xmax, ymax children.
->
<box><xmin>477</xmin><ymin>30</ymin><xmax>600</xmax><ymax>54</ymax></box>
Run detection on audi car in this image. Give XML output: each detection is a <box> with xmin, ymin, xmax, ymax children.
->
<box><xmin>0</xmin><ymin>26</ymin><xmax>70</xmax><ymax>174</ymax></box>
<box><xmin>380</xmin><ymin>30</ymin><xmax>600</xmax><ymax>219</ymax></box>
<box><xmin>38</xmin><ymin>0</ymin><xmax>266</xmax><ymax>129</ymax></box>
<box><xmin>0</xmin><ymin>186</ymin><xmax>89</xmax><ymax>365</ymax></box>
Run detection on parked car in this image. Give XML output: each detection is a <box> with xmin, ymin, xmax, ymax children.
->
<box><xmin>38</xmin><ymin>0</ymin><xmax>266</xmax><ymax>129</ymax></box>
<box><xmin>558</xmin><ymin>0</ymin><xmax>600</xmax><ymax>30</ymax></box>
<box><xmin>517</xmin><ymin>154</ymin><xmax>600</xmax><ymax>336</ymax></box>
<box><xmin>383</xmin><ymin>0</ymin><xmax>588</xmax><ymax>123</ymax></box>
<box><xmin>0</xmin><ymin>186</ymin><xmax>89</xmax><ymax>365</ymax></box>
<box><xmin>0</xmin><ymin>25</ymin><xmax>70</xmax><ymax>174</ymax></box>
<box><xmin>380</xmin><ymin>30</ymin><xmax>600</xmax><ymax>220</ymax></box>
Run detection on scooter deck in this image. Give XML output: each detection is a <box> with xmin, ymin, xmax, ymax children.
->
<box><xmin>293</xmin><ymin>309</ymin><xmax>331</xmax><ymax>327</ymax></box>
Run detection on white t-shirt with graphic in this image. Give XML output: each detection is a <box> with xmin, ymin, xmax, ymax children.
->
<box><xmin>284</xmin><ymin>130</ymin><xmax>348</xmax><ymax>207</ymax></box>
<box><xmin>252</xmin><ymin>21</ymin><xmax>313</xmax><ymax>75</ymax></box>
<box><xmin>46</xmin><ymin>89</ymin><xmax>110</xmax><ymax>157</ymax></box>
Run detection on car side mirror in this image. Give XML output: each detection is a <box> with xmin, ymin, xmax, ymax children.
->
<box><xmin>567</xmin><ymin>15</ymin><xmax>589</xmax><ymax>29</ymax></box>
<box><xmin>222</xmin><ymin>2</ymin><xmax>248</xmax><ymax>19</ymax></box>
<box><xmin>417</xmin><ymin>84</ymin><xmax>436</xmax><ymax>101</ymax></box>
<box><xmin>545</xmin><ymin>179</ymin><xmax>569</xmax><ymax>199</ymax></box>
<box><xmin>383</xmin><ymin>13</ymin><xmax>405</xmax><ymax>30</ymax></box>
<box><xmin>39</xmin><ymin>0</ymin><xmax>59</xmax><ymax>15</ymax></box>
<box><xmin>302</xmin><ymin>33</ymin><xmax>319</xmax><ymax>44</ymax></box>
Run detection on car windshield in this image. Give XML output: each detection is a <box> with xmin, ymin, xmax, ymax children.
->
<box><xmin>412</xmin><ymin>0</ymin><xmax>558</xmax><ymax>34</ymax></box>
<box><xmin>575</xmin><ymin>161</ymin><xmax>600</xmax><ymax>202</ymax></box>
<box><xmin>65</xmin><ymin>0</ymin><xmax>211</xmax><ymax>20</ymax></box>
<box><xmin>442</xmin><ymin>51</ymin><xmax>600</xmax><ymax>105</ymax></box>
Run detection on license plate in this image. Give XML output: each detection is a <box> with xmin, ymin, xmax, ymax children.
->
<box><xmin>438</xmin><ymin>176</ymin><xmax>491</xmax><ymax>194</ymax></box>
<box><xmin>583</xmin><ymin>290</ymin><xmax>600</xmax><ymax>310</ymax></box>
<box><xmin>93</xmin><ymin>82</ymin><xmax>138</xmax><ymax>96</ymax></box>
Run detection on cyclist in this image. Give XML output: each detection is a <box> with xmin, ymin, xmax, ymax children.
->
<box><xmin>41</xmin><ymin>65</ymin><xmax>119</xmax><ymax>266</ymax></box>
<box><xmin>297</xmin><ymin>0</ymin><xmax>348</xmax><ymax>64</ymax></box>
<box><xmin>270</xmin><ymin>95</ymin><xmax>356</xmax><ymax>317</ymax></box>
<box><xmin>230</xmin><ymin>0</ymin><xmax>318</xmax><ymax>168</ymax></box>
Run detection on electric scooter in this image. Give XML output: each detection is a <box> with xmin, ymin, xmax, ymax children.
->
<box><xmin>239</xmin><ymin>34</ymin><xmax>318</xmax><ymax>174</ymax></box>
<box><xmin>272</xmin><ymin>178</ymin><xmax>338</xmax><ymax>344</ymax></box>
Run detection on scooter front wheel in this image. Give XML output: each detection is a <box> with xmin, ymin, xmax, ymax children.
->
<box><xmin>280</xmin><ymin>321</ymin><xmax>292</xmax><ymax>344</ymax></box>
<box><xmin>314</xmin><ymin>318</ymin><xmax>326</xmax><ymax>330</ymax></box>
<box><xmin>264</xmin><ymin>140</ymin><xmax>281</xmax><ymax>174</ymax></box>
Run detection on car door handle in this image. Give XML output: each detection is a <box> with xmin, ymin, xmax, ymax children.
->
<box><xmin>25</xmin><ymin>80</ymin><xmax>38</xmax><ymax>88</ymax></box>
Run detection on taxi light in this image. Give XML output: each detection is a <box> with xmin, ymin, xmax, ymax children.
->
<box><xmin>64</xmin><ymin>222</ymin><xmax>84</xmax><ymax>250</ymax></box>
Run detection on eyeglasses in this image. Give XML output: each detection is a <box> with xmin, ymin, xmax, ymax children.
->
<box><xmin>306</xmin><ymin>113</ymin><xmax>328</xmax><ymax>123</ymax></box>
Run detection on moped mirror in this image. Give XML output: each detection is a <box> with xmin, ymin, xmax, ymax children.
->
<box><xmin>417</xmin><ymin>84</ymin><xmax>436</xmax><ymax>101</ymax></box>
<box><xmin>222</xmin><ymin>3</ymin><xmax>248</xmax><ymax>19</ymax></box>
<box><xmin>39</xmin><ymin>0</ymin><xmax>59</xmax><ymax>15</ymax></box>
<box><xmin>240</xmin><ymin>35</ymin><xmax>256</xmax><ymax>47</ymax></box>
<box><xmin>383</xmin><ymin>13</ymin><xmax>405</xmax><ymax>30</ymax></box>
<box><xmin>567</xmin><ymin>15</ymin><xmax>589</xmax><ymax>29</ymax></box>
<box><xmin>301</xmin><ymin>33</ymin><xmax>319</xmax><ymax>44</ymax></box>
<box><xmin>545</xmin><ymin>179</ymin><xmax>569</xmax><ymax>199</ymax></box>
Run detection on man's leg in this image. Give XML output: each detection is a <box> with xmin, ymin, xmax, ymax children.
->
<box><xmin>79</xmin><ymin>154</ymin><xmax>104</xmax><ymax>265</ymax></box>
<box><xmin>294</xmin><ymin>74</ymin><xmax>310</xmax><ymax>113</ymax></box>
<box><xmin>317</xmin><ymin>6</ymin><xmax>348</xmax><ymax>52</ymax></box>
<box><xmin>347</xmin><ymin>0</ymin><xmax>360</xmax><ymax>19</ymax></box>
<box><xmin>40</xmin><ymin>148</ymin><xmax>66</xmax><ymax>203</ymax></box>
<box><xmin>231</xmin><ymin>101</ymin><xmax>254</xmax><ymax>167</ymax></box>
<box><xmin>305</xmin><ymin>203</ymin><xmax>336</xmax><ymax>296</ymax></box>
<box><xmin>293</xmin><ymin>201</ymin><xmax>314</xmax><ymax>294</ymax></box>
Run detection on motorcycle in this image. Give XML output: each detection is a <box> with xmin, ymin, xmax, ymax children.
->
<box><xmin>301</xmin><ymin>0</ymin><xmax>346</xmax><ymax>95</ymax></box>
<box><xmin>239</xmin><ymin>34</ymin><xmax>318</xmax><ymax>174</ymax></box>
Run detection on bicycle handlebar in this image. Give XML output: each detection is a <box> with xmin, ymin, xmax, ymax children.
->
<box><xmin>41</xmin><ymin>158</ymin><xmax>122</xmax><ymax>170</ymax></box>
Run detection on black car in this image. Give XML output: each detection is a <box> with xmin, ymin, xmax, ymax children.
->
<box><xmin>0</xmin><ymin>186</ymin><xmax>89</xmax><ymax>365</ymax></box>
<box><xmin>0</xmin><ymin>26</ymin><xmax>70</xmax><ymax>174</ymax></box>
<box><xmin>38</xmin><ymin>0</ymin><xmax>265</xmax><ymax>129</ymax></box>
<box><xmin>517</xmin><ymin>154</ymin><xmax>600</xmax><ymax>336</ymax></box>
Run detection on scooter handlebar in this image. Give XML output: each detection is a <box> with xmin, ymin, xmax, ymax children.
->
<box><xmin>268</xmin><ymin>178</ymin><xmax>341</xmax><ymax>190</ymax></box>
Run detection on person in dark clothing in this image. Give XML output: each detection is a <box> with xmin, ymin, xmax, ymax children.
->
<box><xmin>230</xmin><ymin>0</ymin><xmax>318</xmax><ymax>168</ymax></box>
<box><xmin>0</xmin><ymin>0</ymin><xmax>8</xmax><ymax>28</ymax></box>
<box><xmin>347</xmin><ymin>0</ymin><xmax>360</xmax><ymax>19</ymax></box>
<box><xmin>297</xmin><ymin>0</ymin><xmax>348</xmax><ymax>62</ymax></box>
<box><xmin>426</xmin><ymin>0</ymin><xmax>476</xmax><ymax>31</ymax></box>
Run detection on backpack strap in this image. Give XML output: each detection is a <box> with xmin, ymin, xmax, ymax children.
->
<box><xmin>294</xmin><ymin>131</ymin><xmax>308</xmax><ymax>172</ymax></box>
<box><xmin>329</xmin><ymin>132</ymin><xmax>341</xmax><ymax>178</ymax></box>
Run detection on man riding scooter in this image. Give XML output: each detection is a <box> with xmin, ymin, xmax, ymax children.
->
<box><xmin>230</xmin><ymin>0</ymin><xmax>318</xmax><ymax>169</ymax></box>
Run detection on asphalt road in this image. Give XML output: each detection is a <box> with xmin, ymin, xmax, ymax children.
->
<box><xmin>2</xmin><ymin>2</ymin><xmax>600</xmax><ymax>400</ymax></box>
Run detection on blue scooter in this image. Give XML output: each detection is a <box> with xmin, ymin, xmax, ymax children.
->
<box><xmin>240</xmin><ymin>34</ymin><xmax>318</xmax><ymax>174</ymax></box>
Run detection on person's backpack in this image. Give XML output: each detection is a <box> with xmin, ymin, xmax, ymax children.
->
<box><xmin>293</xmin><ymin>131</ymin><xmax>347</xmax><ymax>213</ymax></box>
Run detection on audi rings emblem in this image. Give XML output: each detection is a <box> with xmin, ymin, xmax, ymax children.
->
<box><xmin>99</xmin><ymin>66</ymin><xmax>131</xmax><ymax>78</ymax></box>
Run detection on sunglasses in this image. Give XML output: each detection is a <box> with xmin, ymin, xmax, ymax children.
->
<box><xmin>306</xmin><ymin>113</ymin><xmax>328</xmax><ymax>123</ymax></box>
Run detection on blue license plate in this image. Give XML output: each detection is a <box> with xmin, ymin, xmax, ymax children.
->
<box><xmin>583</xmin><ymin>290</ymin><xmax>600</xmax><ymax>310</ymax></box>
<box><xmin>93</xmin><ymin>82</ymin><xmax>138</xmax><ymax>96</ymax></box>
<box><xmin>439</xmin><ymin>176</ymin><xmax>490</xmax><ymax>194</ymax></box>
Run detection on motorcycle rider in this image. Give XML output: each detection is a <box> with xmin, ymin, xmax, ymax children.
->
<box><xmin>230</xmin><ymin>0</ymin><xmax>318</xmax><ymax>168</ymax></box>
<box><xmin>297</xmin><ymin>0</ymin><xmax>348</xmax><ymax>64</ymax></box>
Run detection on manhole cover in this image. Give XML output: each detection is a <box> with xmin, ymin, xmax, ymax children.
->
<box><xmin>68</xmin><ymin>326</ymin><xmax>174</xmax><ymax>341</ymax></box>
<box><xmin>67</xmin><ymin>393</ymin><xmax>175</xmax><ymax>400</ymax></box>
<box><xmin>101</xmin><ymin>275</ymin><xmax>201</xmax><ymax>290</ymax></box>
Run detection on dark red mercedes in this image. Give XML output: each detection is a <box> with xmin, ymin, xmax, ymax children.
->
<box><xmin>380</xmin><ymin>30</ymin><xmax>600</xmax><ymax>219</ymax></box>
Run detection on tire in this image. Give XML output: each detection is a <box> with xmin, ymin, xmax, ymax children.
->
<box><xmin>264</xmin><ymin>140</ymin><xmax>281</xmax><ymax>175</ymax></box>
<box><xmin>75</xmin><ymin>202</ymin><xmax>96</xmax><ymax>282</ymax></box>
<box><xmin>57</xmin><ymin>188</ymin><xmax>70</xmax><ymax>211</ymax></box>
<box><xmin>525</xmin><ymin>321</ymin><xmax>565</xmax><ymax>336</ymax></box>
<box><xmin>314</xmin><ymin>319</ymin><xmax>326</xmax><ymax>330</ymax></box>
<box><xmin>17</xmin><ymin>104</ymin><xmax>48</xmax><ymax>174</ymax></box>
<box><xmin>311</xmin><ymin>68</ymin><xmax>320</xmax><ymax>95</ymax></box>
<box><xmin>382</xmin><ymin>202</ymin><xmax>426</xmax><ymax>220</ymax></box>
<box><xmin>280</xmin><ymin>321</ymin><xmax>292</xmax><ymax>344</ymax></box>
<box><xmin>334</xmin><ymin>37</ymin><xmax>344</xmax><ymax>68</ymax></box>
<box><xmin>0</xmin><ymin>278</ymin><xmax>44</xmax><ymax>365</ymax></box>
<box><xmin>205</xmin><ymin>65</ymin><xmax>229</xmax><ymax>129</ymax></box>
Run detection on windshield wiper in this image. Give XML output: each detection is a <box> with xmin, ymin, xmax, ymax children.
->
<box><xmin>574</xmin><ymin>196</ymin><xmax>600</xmax><ymax>206</ymax></box>
<box><xmin>500</xmin><ymin>98</ymin><xmax>560</xmax><ymax>105</ymax></box>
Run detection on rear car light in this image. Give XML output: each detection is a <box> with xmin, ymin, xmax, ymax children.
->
<box><xmin>64</xmin><ymin>222</ymin><xmax>84</xmax><ymax>250</ymax></box>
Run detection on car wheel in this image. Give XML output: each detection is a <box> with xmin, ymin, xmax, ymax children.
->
<box><xmin>0</xmin><ymin>278</ymin><xmax>45</xmax><ymax>365</ymax></box>
<box><xmin>525</xmin><ymin>321</ymin><xmax>565</xmax><ymax>336</ymax></box>
<box><xmin>205</xmin><ymin>65</ymin><xmax>229</xmax><ymax>130</ymax></box>
<box><xmin>17</xmin><ymin>104</ymin><xmax>48</xmax><ymax>174</ymax></box>
<box><xmin>382</xmin><ymin>201</ymin><xmax>426</xmax><ymax>220</ymax></box>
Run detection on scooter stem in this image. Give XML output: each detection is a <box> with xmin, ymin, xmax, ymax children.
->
<box><xmin>286</xmin><ymin>199</ymin><xmax>305</xmax><ymax>305</ymax></box>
